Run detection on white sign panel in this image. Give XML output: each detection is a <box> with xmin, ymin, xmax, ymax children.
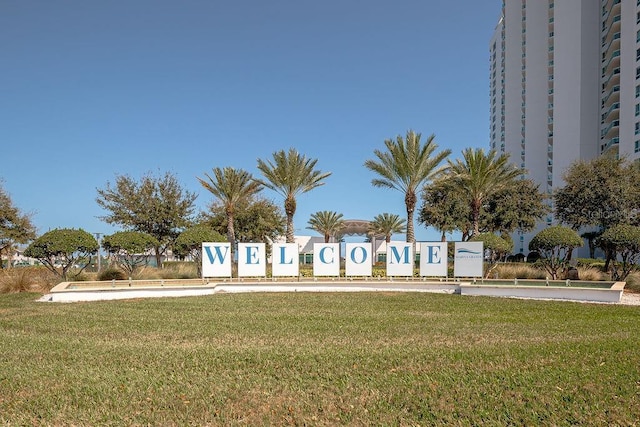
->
<box><xmin>419</xmin><ymin>242</ymin><xmax>448</xmax><ymax>277</ymax></box>
<box><xmin>454</xmin><ymin>241</ymin><xmax>484</xmax><ymax>278</ymax></box>
<box><xmin>345</xmin><ymin>243</ymin><xmax>372</xmax><ymax>276</ymax></box>
<box><xmin>386</xmin><ymin>242</ymin><xmax>414</xmax><ymax>277</ymax></box>
<box><xmin>202</xmin><ymin>242</ymin><xmax>232</xmax><ymax>278</ymax></box>
<box><xmin>272</xmin><ymin>243</ymin><xmax>299</xmax><ymax>277</ymax></box>
<box><xmin>238</xmin><ymin>243</ymin><xmax>266</xmax><ymax>277</ymax></box>
<box><xmin>313</xmin><ymin>243</ymin><xmax>340</xmax><ymax>276</ymax></box>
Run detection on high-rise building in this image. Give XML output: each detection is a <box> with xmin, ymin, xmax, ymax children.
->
<box><xmin>489</xmin><ymin>0</ymin><xmax>640</xmax><ymax>254</ymax></box>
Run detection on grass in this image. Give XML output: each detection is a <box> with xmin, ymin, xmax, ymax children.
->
<box><xmin>1</xmin><ymin>292</ymin><xmax>639</xmax><ymax>425</ymax></box>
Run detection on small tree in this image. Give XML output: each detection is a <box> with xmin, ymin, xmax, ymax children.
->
<box><xmin>175</xmin><ymin>225</ymin><xmax>226</xmax><ymax>276</ymax></box>
<box><xmin>24</xmin><ymin>229</ymin><xmax>98</xmax><ymax>280</ymax></box>
<box><xmin>596</xmin><ymin>224</ymin><xmax>640</xmax><ymax>281</ymax></box>
<box><xmin>102</xmin><ymin>231</ymin><xmax>159</xmax><ymax>276</ymax></box>
<box><xmin>256</xmin><ymin>148</ymin><xmax>331</xmax><ymax>243</ymax></box>
<box><xmin>368</xmin><ymin>213</ymin><xmax>407</xmax><ymax>243</ymax></box>
<box><xmin>529</xmin><ymin>226</ymin><xmax>583</xmax><ymax>280</ymax></box>
<box><xmin>470</xmin><ymin>233</ymin><xmax>512</xmax><ymax>278</ymax></box>
<box><xmin>96</xmin><ymin>171</ymin><xmax>197</xmax><ymax>267</ymax></box>
<box><xmin>307</xmin><ymin>211</ymin><xmax>345</xmax><ymax>243</ymax></box>
<box><xmin>0</xmin><ymin>181</ymin><xmax>37</xmax><ymax>268</ymax></box>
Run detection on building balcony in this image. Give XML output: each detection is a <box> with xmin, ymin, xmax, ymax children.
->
<box><xmin>601</xmin><ymin>85</ymin><xmax>620</xmax><ymax>108</ymax></box>
<box><xmin>602</xmin><ymin>67</ymin><xmax>620</xmax><ymax>88</ymax></box>
<box><xmin>601</xmin><ymin>50</ymin><xmax>621</xmax><ymax>75</ymax></box>
<box><xmin>601</xmin><ymin>102</ymin><xmax>620</xmax><ymax>122</ymax></box>
<box><xmin>601</xmin><ymin>32</ymin><xmax>620</xmax><ymax>52</ymax></box>
<box><xmin>600</xmin><ymin>120</ymin><xmax>619</xmax><ymax>138</ymax></box>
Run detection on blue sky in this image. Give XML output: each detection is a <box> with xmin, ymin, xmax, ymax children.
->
<box><xmin>1</xmin><ymin>1</ymin><xmax>501</xmax><ymax>242</ymax></box>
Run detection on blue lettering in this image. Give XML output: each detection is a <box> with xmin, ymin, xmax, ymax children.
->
<box><xmin>203</xmin><ymin>245</ymin><xmax>229</xmax><ymax>265</ymax></box>
<box><xmin>350</xmin><ymin>246</ymin><xmax>368</xmax><ymax>264</ymax></box>
<box><xmin>245</xmin><ymin>246</ymin><xmax>260</xmax><ymax>265</ymax></box>
<box><xmin>278</xmin><ymin>245</ymin><xmax>294</xmax><ymax>265</ymax></box>
<box><xmin>426</xmin><ymin>245</ymin><xmax>441</xmax><ymax>264</ymax></box>
<box><xmin>389</xmin><ymin>246</ymin><xmax>410</xmax><ymax>264</ymax></box>
<box><xmin>319</xmin><ymin>246</ymin><xmax>334</xmax><ymax>264</ymax></box>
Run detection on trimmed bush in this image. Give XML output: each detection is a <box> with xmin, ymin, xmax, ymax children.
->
<box><xmin>98</xmin><ymin>268</ymin><xmax>126</xmax><ymax>281</ymax></box>
<box><xmin>597</xmin><ymin>224</ymin><xmax>640</xmax><ymax>280</ymax></box>
<box><xmin>529</xmin><ymin>226</ymin><xmax>583</xmax><ymax>279</ymax></box>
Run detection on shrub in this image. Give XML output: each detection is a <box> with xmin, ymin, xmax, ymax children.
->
<box><xmin>506</xmin><ymin>253</ymin><xmax>525</xmax><ymax>263</ymax></box>
<box><xmin>596</xmin><ymin>224</ymin><xmax>640</xmax><ymax>280</ymax></box>
<box><xmin>577</xmin><ymin>267</ymin><xmax>607</xmax><ymax>282</ymax></box>
<box><xmin>624</xmin><ymin>271</ymin><xmax>640</xmax><ymax>292</ymax></box>
<box><xmin>493</xmin><ymin>263</ymin><xmax>546</xmax><ymax>279</ymax></box>
<box><xmin>98</xmin><ymin>268</ymin><xmax>126</xmax><ymax>281</ymax></box>
<box><xmin>0</xmin><ymin>267</ymin><xmax>58</xmax><ymax>293</ymax></box>
<box><xmin>529</xmin><ymin>226</ymin><xmax>583</xmax><ymax>279</ymax></box>
<box><xmin>526</xmin><ymin>251</ymin><xmax>541</xmax><ymax>263</ymax></box>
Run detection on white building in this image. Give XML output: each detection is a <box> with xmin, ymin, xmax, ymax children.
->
<box><xmin>490</xmin><ymin>0</ymin><xmax>640</xmax><ymax>254</ymax></box>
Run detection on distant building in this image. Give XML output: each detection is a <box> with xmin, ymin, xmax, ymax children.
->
<box><xmin>490</xmin><ymin>0</ymin><xmax>640</xmax><ymax>254</ymax></box>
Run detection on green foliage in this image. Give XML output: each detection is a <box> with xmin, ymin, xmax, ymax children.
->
<box><xmin>597</xmin><ymin>224</ymin><xmax>640</xmax><ymax>280</ymax></box>
<box><xmin>257</xmin><ymin>148</ymin><xmax>331</xmax><ymax>243</ymax></box>
<box><xmin>481</xmin><ymin>178</ymin><xmax>549</xmax><ymax>234</ymax></box>
<box><xmin>364</xmin><ymin>130</ymin><xmax>451</xmax><ymax>242</ymax></box>
<box><xmin>446</xmin><ymin>148</ymin><xmax>523</xmax><ymax>236</ymax></box>
<box><xmin>368</xmin><ymin>213</ymin><xmax>406</xmax><ymax>243</ymax></box>
<box><xmin>97</xmin><ymin>267</ymin><xmax>126</xmax><ymax>281</ymax></box>
<box><xmin>555</xmin><ymin>156</ymin><xmax>640</xmax><ymax>230</ymax></box>
<box><xmin>197</xmin><ymin>167</ymin><xmax>262</xmax><ymax>249</ymax></box>
<box><xmin>0</xmin><ymin>181</ymin><xmax>37</xmax><ymax>268</ymax></box>
<box><xmin>102</xmin><ymin>231</ymin><xmax>159</xmax><ymax>275</ymax></box>
<box><xmin>529</xmin><ymin>226</ymin><xmax>583</xmax><ymax>279</ymax></box>
<box><xmin>96</xmin><ymin>171</ymin><xmax>197</xmax><ymax>267</ymax></box>
<box><xmin>24</xmin><ymin>228</ymin><xmax>98</xmax><ymax>280</ymax></box>
<box><xmin>174</xmin><ymin>225</ymin><xmax>225</xmax><ymax>276</ymax></box>
<box><xmin>419</xmin><ymin>177</ymin><xmax>471</xmax><ymax>239</ymax></box>
<box><xmin>200</xmin><ymin>196</ymin><xmax>285</xmax><ymax>249</ymax></box>
<box><xmin>307</xmin><ymin>211</ymin><xmax>345</xmax><ymax>243</ymax></box>
<box><xmin>419</xmin><ymin>174</ymin><xmax>547</xmax><ymax>241</ymax></box>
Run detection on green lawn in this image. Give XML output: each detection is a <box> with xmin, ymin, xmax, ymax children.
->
<box><xmin>1</xmin><ymin>292</ymin><xmax>638</xmax><ymax>426</ymax></box>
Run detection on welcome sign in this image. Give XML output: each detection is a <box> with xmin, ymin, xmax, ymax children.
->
<box><xmin>202</xmin><ymin>241</ymin><xmax>483</xmax><ymax>278</ymax></box>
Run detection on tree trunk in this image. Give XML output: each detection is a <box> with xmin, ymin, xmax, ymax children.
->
<box><xmin>471</xmin><ymin>198</ymin><xmax>481</xmax><ymax>237</ymax></box>
<box><xmin>284</xmin><ymin>195</ymin><xmax>297</xmax><ymax>243</ymax></box>
<box><xmin>405</xmin><ymin>191</ymin><xmax>416</xmax><ymax>243</ymax></box>
<box><xmin>154</xmin><ymin>246</ymin><xmax>163</xmax><ymax>270</ymax></box>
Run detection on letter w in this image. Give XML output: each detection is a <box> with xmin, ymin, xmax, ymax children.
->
<box><xmin>204</xmin><ymin>245</ymin><xmax>228</xmax><ymax>264</ymax></box>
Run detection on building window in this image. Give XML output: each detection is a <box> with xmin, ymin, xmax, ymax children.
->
<box><xmin>637</xmin><ymin>30</ymin><xmax>640</xmax><ymax>43</ymax></box>
<box><xmin>636</xmin><ymin>141</ymin><xmax>640</xmax><ymax>153</ymax></box>
<box><xmin>636</xmin><ymin>123</ymin><xmax>640</xmax><ymax>135</ymax></box>
<box><xmin>636</xmin><ymin>85</ymin><xmax>640</xmax><ymax>98</ymax></box>
<box><xmin>636</xmin><ymin>104</ymin><xmax>640</xmax><ymax>116</ymax></box>
<box><xmin>637</xmin><ymin>67</ymin><xmax>640</xmax><ymax>79</ymax></box>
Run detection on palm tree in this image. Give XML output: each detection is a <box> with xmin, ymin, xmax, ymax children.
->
<box><xmin>368</xmin><ymin>213</ymin><xmax>406</xmax><ymax>243</ymax></box>
<box><xmin>197</xmin><ymin>167</ymin><xmax>262</xmax><ymax>255</ymax></box>
<box><xmin>307</xmin><ymin>211</ymin><xmax>345</xmax><ymax>243</ymax></box>
<box><xmin>447</xmin><ymin>148</ymin><xmax>522</xmax><ymax>237</ymax></box>
<box><xmin>364</xmin><ymin>130</ymin><xmax>451</xmax><ymax>243</ymax></box>
<box><xmin>256</xmin><ymin>148</ymin><xmax>331</xmax><ymax>243</ymax></box>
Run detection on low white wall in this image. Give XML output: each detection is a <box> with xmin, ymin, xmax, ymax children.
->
<box><xmin>460</xmin><ymin>282</ymin><xmax>624</xmax><ymax>303</ymax></box>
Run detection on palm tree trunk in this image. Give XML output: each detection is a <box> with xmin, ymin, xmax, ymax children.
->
<box><xmin>285</xmin><ymin>215</ymin><xmax>295</xmax><ymax>243</ymax></box>
<box><xmin>284</xmin><ymin>195</ymin><xmax>296</xmax><ymax>243</ymax></box>
<box><xmin>405</xmin><ymin>191</ymin><xmax>416</xmax><ymax>243</ymax></box>
<box><xmin>472</xmin><ymin>199</ymin><xmax>481</xmax><ymax>237</ymax></box>
<box><xmin>226</xmin><ymin>211</ymin><xmax>235</xmax><ymax>261</ymax></box>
